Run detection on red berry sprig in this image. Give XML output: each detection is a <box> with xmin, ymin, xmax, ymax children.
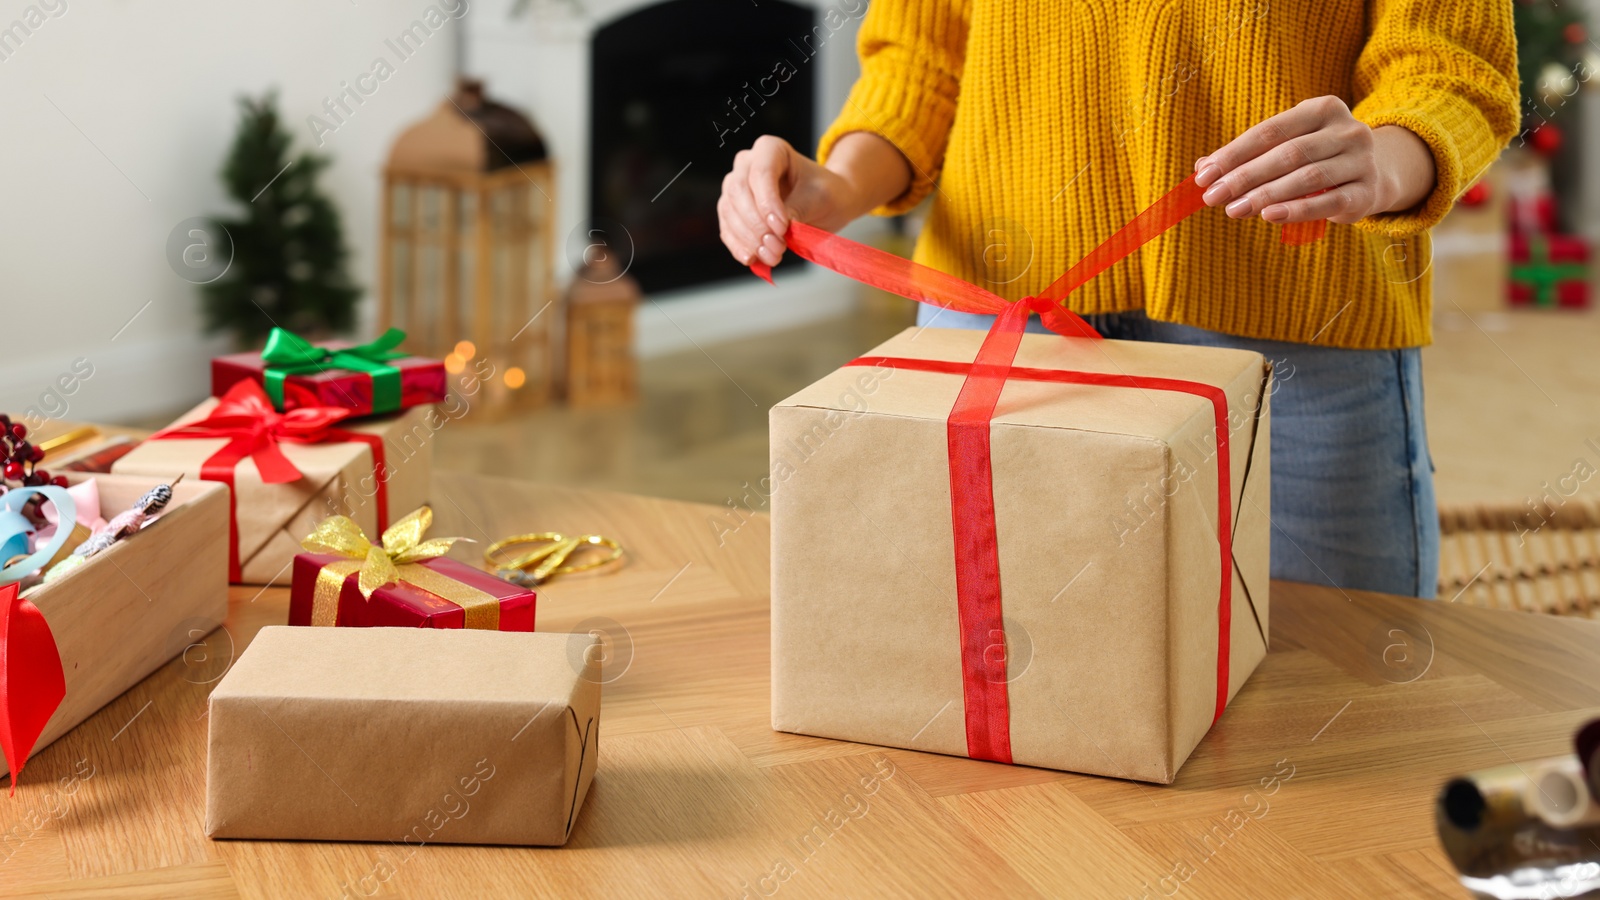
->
<box><xmin>0</xmin><ymin>414</ymin><xmax>68</xmax><ymax>492</ymax></box>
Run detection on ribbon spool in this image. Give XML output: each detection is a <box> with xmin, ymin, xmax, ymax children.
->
<box><xmin>0</xmin><ymin>486</ymin><xmax>78</xmax><ymax>586</ymax></box>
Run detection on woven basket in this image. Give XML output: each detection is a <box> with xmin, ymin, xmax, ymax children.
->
<box><xmin>1438</xmin><ymin>498</ymin><xmax>1600</xmax><ymax>616</ymax></box>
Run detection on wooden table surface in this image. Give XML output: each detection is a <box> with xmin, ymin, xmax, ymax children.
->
<box><xmin>4</xmin><ymin>471</ymin><xmax>1599</xmax><ymax>899</ymax></box>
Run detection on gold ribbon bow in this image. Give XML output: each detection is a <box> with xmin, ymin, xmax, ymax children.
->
<box><xmin>300</xmin><ymin>507</ymin><xmax>501</xmax><ymax>629</ymax></box>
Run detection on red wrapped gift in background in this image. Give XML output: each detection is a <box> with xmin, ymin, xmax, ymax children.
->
<box><xmin>1510</xmin><ymin>233</ymin><xmax>1591</xmax><ymax>309</ymax></box>
<box><xmin>287</xmin><ymin>508</ymin><xmax>535</xmax><ymax>631</ymax></box>
<box><xmin>212</xmin><ymin>327</ymin><xmax>447</xmax><ymax>418</ymax></box>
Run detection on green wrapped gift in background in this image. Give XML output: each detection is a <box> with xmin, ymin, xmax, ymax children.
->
<box><xmin>210</xmin><ymin>327</ymin><xmax>448</xmax><ymax>418</ymax></box>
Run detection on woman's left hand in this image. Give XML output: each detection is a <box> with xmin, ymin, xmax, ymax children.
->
<box><xmin>1194</xmin><ymin>96</ymin><xmax>1435</xmax><ymax>225</ymax></box>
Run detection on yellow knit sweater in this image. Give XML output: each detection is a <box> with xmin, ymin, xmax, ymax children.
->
<box><xmin>818</xmin><ymin>0</ymin><xmax>1520</xmax><ymax>348</ymax></box>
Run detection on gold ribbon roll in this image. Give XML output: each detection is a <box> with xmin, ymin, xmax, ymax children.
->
<box><xmin>301</xmin><ymin>507</ymin><xmax>501</xmax><ymax>629</ymax></box>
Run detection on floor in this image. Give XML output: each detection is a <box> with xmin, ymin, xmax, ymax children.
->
<box><xmin>432</xmin><ymin>296</ymin><xmax>1600</xmax><ymax>515</ymax></box>
<box><xmin>1425</xmin><ymin>307</ymin><xmax>1600</xmax><ymax>507</ymax></box>
<box><xmin>432</xmin><ymin>302</ymin><xmax>916</xmax><ymax>511</ymax></box>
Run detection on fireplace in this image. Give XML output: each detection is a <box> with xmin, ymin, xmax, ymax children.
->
<box><xmin>467</xmin><ymin>0</ymin><xmax>864</xmax><ymax>355</ymax></box>
<box><xmin>589</xmin><ymin>0</ymin><xmax>817</xmax><ymax>294</ymax></box>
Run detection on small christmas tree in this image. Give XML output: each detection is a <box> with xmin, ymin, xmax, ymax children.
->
<box><xmin>202</xmin><ymin>93</ymin><xmax>360</xmax><ymax>348</ymax></box>
<box><xmin>1514</xmin><ymin>0</ymin><xmax>1589</xmax><ymax>126</ymax></box>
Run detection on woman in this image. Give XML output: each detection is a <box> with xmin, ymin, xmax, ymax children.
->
<box><xmin>717</xmin><ymin>1</ymin><xmax>1518</xmax><ymax>598</ymax></box>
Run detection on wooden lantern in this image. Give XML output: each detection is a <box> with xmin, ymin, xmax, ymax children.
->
<box><xmin>564</xmin><ymin>252</ymin><xmax>638</xmax><ymax>407</ymax></box>
<box><xmin>380</xmin><ymin>78</ymin><xmax>555</xmax><ymax>412</ymax></box>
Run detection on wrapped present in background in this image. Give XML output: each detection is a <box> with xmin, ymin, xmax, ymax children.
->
<box><xmin>1503</xmin><ymin>149</ymin><xmax>1591</xmax><ymax>310</ymax></box>
<box><xmin>112</xmin><ymin>380</ymin><xmax>432</xmax><ymax>584</ymax></box>
<box><xmin>211</xmin><ymin>327</ymin><xmax>447</xmax><ymax>418</ymax></box>
<box><xmin>1510</xmin><ymin>233</ymin><xmax>1591</xmax><ymax>309</ymax></box>
<box><xmin>288</xmin><ymin>508</ymin><xmax>535</xmax><ymax>631</ymax></box>
<box><xmin>206</xmin><ymin>626</ymin><xmax>598</xmax><ymax>845</ymax></box>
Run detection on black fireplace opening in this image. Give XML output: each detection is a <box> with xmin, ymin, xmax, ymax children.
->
<box><xmin>591</xmin><ymin>0</ymin><xmax>817</xmax><ymax>294</ymax></box>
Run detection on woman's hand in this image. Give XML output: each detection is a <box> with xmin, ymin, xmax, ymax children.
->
<box><xmin>718</xmin><ymin>132</ymin><xmax>912</xmax><ymax>267</ymax></box>
<box><xmin>1194</xmin><ymin>96</ymin><xmax>1436</xmax><ymax>225</ymax></box>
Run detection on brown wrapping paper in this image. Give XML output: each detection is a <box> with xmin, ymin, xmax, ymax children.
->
<box><xmin>770</xmin><ymin>327</ymin><xmax>1271</xmax><ymax>784</ymax></box>
<box><xmin>206</xmin><ymin>626</ymin><xmax>600</xmax><ymax>845</ymax></box>
<box><xmin>111</xmin><ymin>400</ymin><xmax>432</xmax><ymax>585</ymax></box>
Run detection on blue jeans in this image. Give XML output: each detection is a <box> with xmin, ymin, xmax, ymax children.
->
<box><xmin>917</xmin><ymin>306</ymin><xmax>1440</xmax><ymax>598</ymax></box>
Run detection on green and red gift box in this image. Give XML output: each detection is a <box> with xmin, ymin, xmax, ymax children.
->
<box><xmin>1510</xmin><ymin>233</ymin><xmax>1591</xmax><ymax>309</ymax></box>
<box><xmin>212</xmin><ymin>327</ymin><xmax>447</xmax><ymax>418</ymax></box>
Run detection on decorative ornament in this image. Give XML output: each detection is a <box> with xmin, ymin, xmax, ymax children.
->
<box><xmin>1539</xmin><ymin>61</ymin><xmax>1578</xmax><ymax>102</ymax></box>
<box><xmin>1530</xmin><ymin>122</ymin><xmax>1564</xmax><ymax>157</ymax></box>
<box><xmin>1459</xmin><ymin>181</ymin><xmax>1491</xmax><ymax>208</ymax></box>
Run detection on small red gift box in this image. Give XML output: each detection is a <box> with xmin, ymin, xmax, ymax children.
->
<box><xmin>212</xmin><ymin>327</ymin><xmax>447</xmax><ymax>418</ymax></box>
<box><xmin>287</xmin><ymin>508</ymin><xmax>535</xmax><ymax>631</ymax></box>
<box><xmin>288</xmin><ymin>555</ymin><xmax>535</xmax><ymax>630</ymax></box>
<box><xmin>1510</xmin><ymin>233</ymin><xmax>1591</xmax><ymax>310</ymax></box>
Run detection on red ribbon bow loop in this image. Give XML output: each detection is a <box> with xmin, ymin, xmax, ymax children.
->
<box><xmin>151</xmin><ymin>380</ymin><xmax>389</xmax><ymax>582</ymax></box>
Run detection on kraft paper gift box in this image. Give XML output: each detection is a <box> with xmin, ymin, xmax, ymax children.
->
<box><xmin>205</xmin><ymin>626</ymin><xmax>600</xmax><ymax>845</ymax></box>
<box><xmin>211</xmin><ymin>327</ymin><xmax>447</xmax><ymax>418</ymax></box>
<box><xmin>111</xmin><ymin>381</ymin><xmax>432</xmax><ymax>585</ymax></box>
<box><xmin>769</xmin><ymin>326</ymin><xmax>1271</xmax><ymax>784</ymax></box>
<box><xmin>2</xmin><ymin>474</ymin><xmax>229</xmax><ymax>781</ymax></box>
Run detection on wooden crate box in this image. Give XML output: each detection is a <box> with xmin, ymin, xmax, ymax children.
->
<box><xmin>8</xmin><ymin>473</ymin><xmax>230</xmax><ymax>765</ymax></box>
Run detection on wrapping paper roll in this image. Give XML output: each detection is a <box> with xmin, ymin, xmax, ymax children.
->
<box><xmin>1526</xmin><ymin>757</ymin><xmax>1600</xmax><ymax>830</ymax></box>
<box><xmin>1438</xmin><ymin>756</ymin><xmax>1600</xmax><ymax>899</ymax></box>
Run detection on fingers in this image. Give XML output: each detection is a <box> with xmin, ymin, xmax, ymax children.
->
<box><xmin>1193</xmin><ymin>96</ymin><xmax>1384</xmax><ymax>226</ymax></box>
<box><xmin>1196</xmin><ymin>97</ymin><xmax>1347</xmax><ymax>190</ymax></box>
<box><xmin>717</xmin><ymin>184</ymin><xmax>764</xmax><ymax>266</ymax></box>
<box><xmin>748</xmin><ymin>135</ymin><xmax>793</xmax><ymax>234</ymax></box>
<box><xmin>1199</xmin><ymin>131</ymin><xmax>1342</xmax><ymax>208</ymax></box>
<box><xmin>718</xmin><ymin>136</ymin><xmax>794</xmax><ymax>266</ymax></box>
<box><xmin>1261</xmin><ymin>183</ymin><xmax>1378</xmax><ymax>226</ymax></box>
<box><xmin>1221</xmin><ymin>153</ymin><xmax>1365</xmax><ymax>219</ymax></box>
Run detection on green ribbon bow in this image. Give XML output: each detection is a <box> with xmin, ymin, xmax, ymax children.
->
<box><xmin>1512</xmin><ymin>237</ymin><xmax>1588</xmax><ymax>308</ymax></box>
<box><xmin>260</xmin><ymin>327</ymin><xmax>409</xmax><ymax>413</ymax></box>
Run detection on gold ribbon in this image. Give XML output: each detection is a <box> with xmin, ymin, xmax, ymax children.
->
<box><xmin>300</xmin><ymin>507</ymin><xmax>501</xmax><ymax>629</ymax></box>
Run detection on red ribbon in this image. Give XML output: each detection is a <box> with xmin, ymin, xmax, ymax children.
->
<box><xmin>0</xmin><ymin>580</ymin><xmax>65</xmax><ymax>795</ymax></box>
<box><xmin>151</xmin><ymin>380</ymin><xmax>389</xmax><ymax>582</ymax></box>
<box><xmin>754</xmin><ymin>174</ymin><xmax>1287</xmax><ymax>763</ymax></box>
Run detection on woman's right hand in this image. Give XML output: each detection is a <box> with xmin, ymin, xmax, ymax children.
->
<box><xmin>718</xmin><ymin>135</ymin><xmax>857</xmax><ymax>268</ymax></box>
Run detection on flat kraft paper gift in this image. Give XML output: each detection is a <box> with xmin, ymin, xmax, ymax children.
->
<box><xmin>770</xmin><ymin>325</ymin><xmax>1271</xmax><ymax>784</ymax></box>
<box><xmin>112</xmin><ymin>383</ymin><xmax>432</xmax><ymax>585</ymax></box>
<box><xmin>206</xmin><ymin>626</ymin><xmax>599</xmax><ymax>845</ymax></box>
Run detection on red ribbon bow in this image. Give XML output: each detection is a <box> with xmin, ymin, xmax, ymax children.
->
<box><xmin>0</xmin><ymin>580</ymin><xmax>65</xmax><ymax>795</ymax></box>
<box><xmin>152</xmin><ymin>380</ymin><xmax>390</xmax><ymax>582</ymax></box>
<box><xmin>755</xmin><ymin>174</ymin><xmax>1303</xmax><ymax>764</ymax></box>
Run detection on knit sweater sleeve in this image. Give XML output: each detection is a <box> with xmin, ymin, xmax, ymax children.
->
<box><xmin>1350</xmin><ymin>0</ymin><xmax>1520</xmax><ymax>236</ymax></box>
<box><xmin>816</xmin><ymin>0</ymin><xmax>969</xmax><ymax>216</ymax></box>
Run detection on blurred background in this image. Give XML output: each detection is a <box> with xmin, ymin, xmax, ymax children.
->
<box><xmin>2</xmin><ymin>0</ymin><xmax>1599</xmax><ymax>610</ymax></box>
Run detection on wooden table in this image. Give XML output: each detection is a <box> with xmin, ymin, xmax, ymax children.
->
<box><xmin>5</xmin><ymin>472</ymin><xmax>1599</xmax><ymax>899</ymax></box>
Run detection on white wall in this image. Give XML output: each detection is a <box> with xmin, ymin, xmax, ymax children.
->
<box><xmin>0</xmin><ymin>0</ymin><xmax>871</xmax><ymax>425</ymax></box>
<box><xmin>0</xmin><ymin>0</ymin><xmax>462</xmax><ymax>424</ymax></box>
